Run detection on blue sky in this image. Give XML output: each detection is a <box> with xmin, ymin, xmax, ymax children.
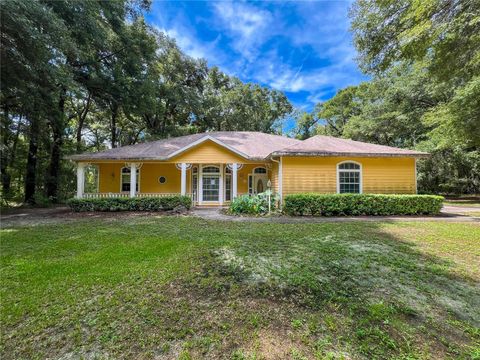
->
<box><xmin>145</xmin><ymin>1</ymin><xmax>367</xmax><ymax>129</ymax></box>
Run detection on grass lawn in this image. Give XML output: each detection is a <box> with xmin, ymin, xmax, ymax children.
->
<box><xmin>444</xmin><ymin>199</ymin><xmax>480</xmax><ymax>208</ymax></box>
<box><xmin>1</xmin><ymin>216</ymin><xmax>479</xmax><ymax>359</ymax></box>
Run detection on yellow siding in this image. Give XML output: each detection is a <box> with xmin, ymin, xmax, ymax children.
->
<box><xmin>282</xmin><ymin>156</ymin><xmax>416</xmax><ymax>196</ymax></box>
<box><xmin>171</xmin><ymin>140</ymin><xmax>248</xmax><ymax>164</ymax></box>
<box><xmin>97</xmin><ymin>163</ymin><xmax>122</xmax><ymax>193</ymax></box>
<box><xmin>139</xmin><ymin>163</ymin><xmax>182</xmax><ymax>193</ymax></box>
<box><xmin>97</xmin><ymin>163</ymin><xmax>183</xmax><ymax>194</ymax></box>
<box><xmin>270</xmin><ymin>161</ymin><xmax>279</xmax><ymax>194</ymax></box>
<box><xmin>92</xmin><ymin>156</ymin><xmax>414</xmax><ymax>197</ymax></box>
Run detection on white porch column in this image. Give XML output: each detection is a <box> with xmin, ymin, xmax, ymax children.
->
<box><xmin>278</xmin><ymin>157</ymin><xmax>283</xmax><ymax>207</ymax></box>
<box><xmin>76</xmin><ymin>163</ymin><xmax>86</xmax><ymax>198</ymax></box>
<box><xmin>232</xmin><ymin>163</ymin><xmax>238</xmax><ymax>199</ymax></box>
<box><xmin>130</xmin><ymin>163</ymin><xmax>137</xmax><ymax>198</ymax></box>
<box><xmin>180</xmin><ymin>163</ymin><xmax>187</xmax><ymax>196</ymax></box>
<box><xmin>199</xmin><ymin>165</ymin><xmax>203</xmax><ymax>204</ymax></box>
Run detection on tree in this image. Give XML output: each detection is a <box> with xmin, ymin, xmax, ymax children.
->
<box><xmin>291</xmin><ymin>111</ymin><xmax>318</xmax><ymax>140</ymax></box>
<box><xmin>1</xmin><ymin>0</ymin><xmax>156</xmax><ymax>202</ymax></box>
<box><xmin>1</xmin><ymin>1</ymin><xmax>294</xmax><ymax>205</ymax></box>
<box><xmin>350</xmin><ymin>0</ymin><xmax>480</xmax><ymax>148</ymax></box>
<box><xmin>316</xmin><ymin>86</ymin><xmax>363</xmax><ymax>137</ymax></box>
<box><xmin>199</xmin><ymin>72</ymin><xmax>292</xmax><ymax>133</ymax></box>
<box><xmin>134</xmin><ymin>34</ymin><xmax>208</xmax><ymax>138</ymax></box>
<box><xmin>301</xmin><ymin>0</ymin><xmax>480</xmax><ymax>194</ymax></box>
<box><xmin>350</xmin><ymin>0</ymin><xmax>480</xmax><ymax>80</ymax></box>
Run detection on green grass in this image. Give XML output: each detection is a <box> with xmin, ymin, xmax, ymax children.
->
<box><xmin>1</xmin><ymin>216</ymin><xmax>479</xmax><ymax>359</ymax></box>
<box><xmin>444</xmin><ymin>200</ymin><xmax>480</xmax><ymax>208</ymax></box>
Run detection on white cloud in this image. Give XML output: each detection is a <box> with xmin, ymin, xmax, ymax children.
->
<box><xmin>210</xmin><ymin>2</ymin><xmax>274</xmax><ymax>61</ymax></box>
<box><xmin>148</xmin><ymin>0</ymin><xmax>366</xmax><ymax>112</ymax></box>
<box><xmin>247</xmin><ymin>48</ymin><xmax>360</xmax><ymax>94</ymax></box>
<box><xmin>306</xmin><ymin>90</ymin><xmax>334</xmax><ymax>105</ymax></box>
<box><xmin>158</xmin><ymin>26</ymin><xmax>221</xmax><ymax>62</ymax></box>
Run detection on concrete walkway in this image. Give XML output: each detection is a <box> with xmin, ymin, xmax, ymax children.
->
<box><xmin>191</xmin><ymin>207</ymin><xmax>480</xmax><ymax>223</ymax></box>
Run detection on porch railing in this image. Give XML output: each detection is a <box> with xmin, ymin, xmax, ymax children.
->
<box><xmin>82</xmin><ymin>192</ymin><xmax>193</xmax><ymax>199</ymax></box>
<box><xmin>81</xmin><ymin>192</ymin><xmax>252</xmax><ymax>202</ymax></box>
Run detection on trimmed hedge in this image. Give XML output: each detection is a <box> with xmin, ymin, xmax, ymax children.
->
<box><xmin>67</xmin><ymin>196</ymin><xmax>192</xmax><ymax>212</ymax></box>
<box><xmin>283</xmin><ymin>193</ymin><xmax>444</xmax><ymax>216</ymax></box>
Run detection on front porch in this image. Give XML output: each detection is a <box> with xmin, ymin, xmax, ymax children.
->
<box><xmin>76</xmin><ymin>162</ymin><xmax>273</xmax><ymax>206</ymax></box>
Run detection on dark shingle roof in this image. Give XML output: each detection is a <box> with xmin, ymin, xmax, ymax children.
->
<box><xmin>68</xmin><ymin>132</ymin><xmax>302</xmax><ymax>161</ymax></box>
<box><xmin>68</xmin><ymin>132</ymin><xmax>428</xmax><ymax>161</ymax></box>
<box><xmin>271</xmin><ymin>135</ymin><xmax>429</xmax><ymax>157</ymax></box>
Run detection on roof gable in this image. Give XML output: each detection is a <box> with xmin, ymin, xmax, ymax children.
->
<box><xmin>168</xmin><ymin>135</ymin><xmax>250</xmax><ymax>160</ymax></box>
<box><xmin>169</xmin><ymin>137</ymin><xmax>250</xmax><ymax>163</ymax></box>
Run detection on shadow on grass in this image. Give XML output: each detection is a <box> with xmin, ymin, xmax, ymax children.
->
<box><xmin>186</xmin><ymin>220</ymin><xmax>480</xmax><ymax>359</ymax></box>
<box><xmin>1</xmin><ymin>217</ymin><xmax>478</xmax><ymax>359</ymax></box>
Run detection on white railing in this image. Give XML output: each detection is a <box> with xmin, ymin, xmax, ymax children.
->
<box><xmin>136</xmin><ymin>193</ymin><xmax>183</xmax><ymax>198</ymax></box>
<box><xmin>82</xmin><ymin>192</ymin><xmax>192</xmax><ymax>199</ymax></box>
<box><xmin>83</xmin><ymin>193</ymin><xmax>129</xmax><ymax>198</ymax></box>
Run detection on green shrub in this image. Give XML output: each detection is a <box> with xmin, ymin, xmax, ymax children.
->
<box><xmin>229</xmin><ymin>191</ymin><xmax>278</xmax><ymax>215</ymax></box>
<box><xmin>283</xmin><ymin>193</ymin><xmax>444</xmax><ymax>216</ymax></box>
<box><xmin>66</xmin><ymin>195</ymin><xmax>192</xmax><ymax>212</ymax></box>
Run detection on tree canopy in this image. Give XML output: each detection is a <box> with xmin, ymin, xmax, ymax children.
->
<box><xmin>292</xmin><ymin>0</ymin><xmax>480</xmax><ymax>195</ymax></box>
<box><xmin>0</xmin><ymin>0</ymin><xmax>293</xmax><ymax>204</ymax></box>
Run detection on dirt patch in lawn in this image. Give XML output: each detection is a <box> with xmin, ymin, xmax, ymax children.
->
<box><xmin>0</xmin><ymin>206</ymin><xmax>191</xmax><ymax>227</ymax></box>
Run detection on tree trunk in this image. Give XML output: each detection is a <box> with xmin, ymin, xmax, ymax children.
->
<box><xmin>45</xmin><ymin>88</ymin><xmax>66</xmax><ymax>201</ymax></box>
<box><xmin>1</xmin><ymin>105</ymin><xmax>11</xmax><ymax>196</ymax></box>
<box><xmin>76</xmin><ymin>93</ymin><xmax>91</xmax><ymax>153</ymax></box>
<box><xmin>24</xmin><ymin>115</ymin><xmax>40</xmax><ymax>204</ymax></box>
<box><xmin>110</xmin><ymin>102</ymin><xmax>118</xmax><ymax>148</ymax></box>
<box><xmin>2</xmin><ymin>115</ymin><xmax>23</xmax><ymax>196</ymax></box>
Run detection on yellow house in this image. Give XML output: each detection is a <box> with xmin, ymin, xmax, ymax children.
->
<box><xmin>69</xmin><ymin>132</ymin><xmax>428</xmax><ymax>206</ymax></box>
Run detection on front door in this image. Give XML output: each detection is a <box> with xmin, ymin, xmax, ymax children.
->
<box><xmin>253</xmin><ymin>174</ymin><xmax>268</xmax><ymax>194</ymax></box>
<box><xmin>200</xmin><ymin>165</ymin><xmax>221</xmax><ymax>203</ymax></box>
<box><xmin>202</xmin><ymin>175</ymin><xmax>220</xmax><ymax>202</ymax></box>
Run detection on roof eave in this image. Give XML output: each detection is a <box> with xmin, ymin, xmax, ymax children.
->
<box><xmin>65</xmin><ymin>155</ymin><xmax>272</xmax><ymax>162</ymax></box>
<box><xmin>65</xmin><ymin>155</ymin><xmax>170</xmax><ymax>162</ymax></box>
<box><xmin>269</xmin><ymin>151</ymin><xmax>430</xmax><ymax>158</ymax></box>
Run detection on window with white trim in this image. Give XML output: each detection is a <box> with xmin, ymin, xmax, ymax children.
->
<box><xmin>337</xmin><ymin>162</ymin><xmax>361</xmax><ymax>193</ymax></box>
<box><xmin>224</xmin><ymin>166</ymin><xmax>232</xmax><ymax>201</ymax></box>
<box><xmin>192</xmin><ymin>166</ymin><xmax>198</xmax><ymax>202</ymax></box>
<box><xmin>121</xmin><ymin>167</ymin><xmax>139</xmax><ymax>192</ymax></box>
<box><xmin>202</xmin><ymin>165</ymin><xmax>220</xmax><ymax>201</ymax></box>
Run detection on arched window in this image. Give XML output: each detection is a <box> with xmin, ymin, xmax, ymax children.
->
<box><xmin>202</xmin><ymin>166</ymin><xmax>220</xmax><ymax>173</ymax></box>
<box><xmin>121</xmin><ymin>167</ymin><xmax>139</xmax><ymax>192</ymax></box>
<box><xmin>337</xmin><ymin>161</ymin><xmax>361</xmax><ymax>194</ymax></box>
<box><xmin>253</xmin><ymin>167</ymin><xmax>267</xmax><ymax>174</ymax></box>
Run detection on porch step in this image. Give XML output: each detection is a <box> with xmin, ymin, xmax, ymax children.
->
<box><xmin>193</xmin><ymin>205</ymin><xmax>228</xmax><ymax>209</ymax></box>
